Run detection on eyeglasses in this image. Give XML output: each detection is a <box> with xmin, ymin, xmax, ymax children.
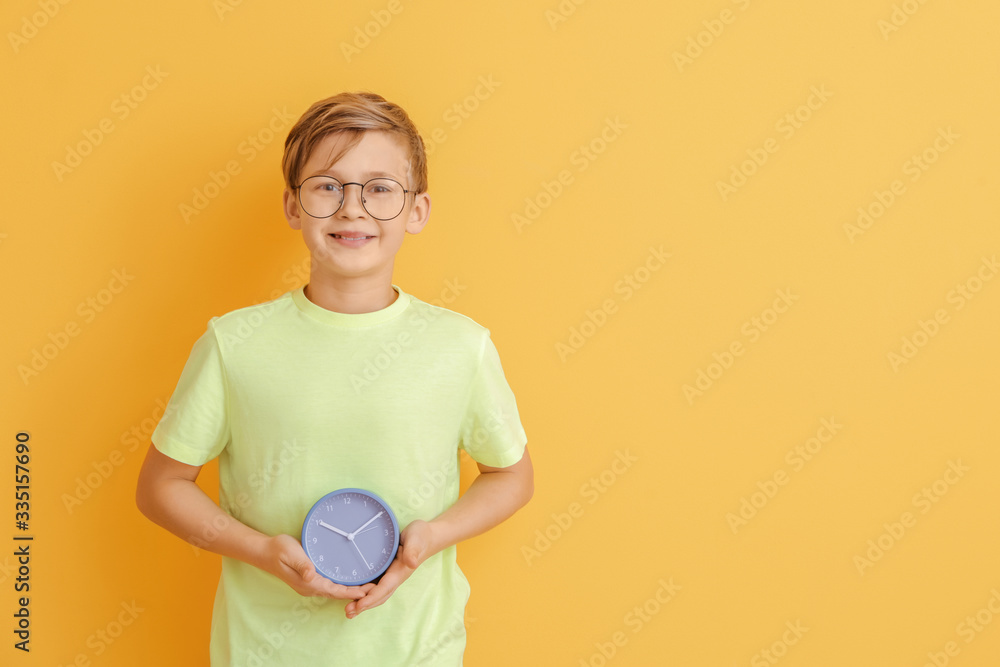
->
<box><xmin>293</xmin><ymin>175</ymin><xmax>412</xmax><ymax>221</ymax></box>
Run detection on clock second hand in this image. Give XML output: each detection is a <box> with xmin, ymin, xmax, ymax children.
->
<box><xmin>346</xmin><ymin>511</ymin><xmax>384</xmax><ymax>571</ymax></box>
<box><xmin>349</xmin><ymin>511</ymin><xmax>384</xmax><ymax>539</ymax></box>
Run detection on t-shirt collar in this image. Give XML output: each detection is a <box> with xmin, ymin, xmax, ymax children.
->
<box><xmin>291</xmin><ymin>283</ymin><xmax>411</xmax><ymax>327</ymax></box>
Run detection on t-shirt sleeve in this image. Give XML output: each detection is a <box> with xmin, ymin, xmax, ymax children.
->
<box><xmin>151</xmin><ymin>317</ymin><xmax>231</xmax><ymax>466</ymax></box>
<box><xmin>457</xmin><ymin>332</ymin><xmax>528</xmax><ymax>468</ymax></box>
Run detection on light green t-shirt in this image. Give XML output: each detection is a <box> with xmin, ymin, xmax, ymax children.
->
<box><xmin>151</xmin><ymin>284</ymin><xmax>527</xmax><ymax>666</ymax></box>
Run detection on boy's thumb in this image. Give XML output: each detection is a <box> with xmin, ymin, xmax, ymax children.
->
<box><xmin>402</xmin><ymin>540</ymin><xmax>422</xmax><ymax>568</ymax></box>
<box><xmin>285</xmin><ymin>550</ymin><xmax>314</xmax><ymax>581</ymax></box>
<box><xmin>298</xmin><ymin>561</ymin><xmax>319</xmax><ymax>582</ymax></box>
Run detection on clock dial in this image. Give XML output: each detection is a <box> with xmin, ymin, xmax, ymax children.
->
<box><xmin>301</xmin><ymin>489</ymin><xmax>400</xmax><ymax>585</ymax></box>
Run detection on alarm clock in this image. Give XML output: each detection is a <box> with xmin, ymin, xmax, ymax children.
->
<box><xmin>300</xmin><ymin>488</ymin><xmax>400</xmax><ymax>585</ymax></box>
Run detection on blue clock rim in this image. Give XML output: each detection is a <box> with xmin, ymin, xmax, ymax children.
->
<box><xmin>300</xmin><ymin>487</ymin><xmax>401</xmax><ymax>586</ymax></box>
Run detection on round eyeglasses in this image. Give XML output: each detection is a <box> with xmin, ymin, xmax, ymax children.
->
<box><xmin>293</xmin><ymin>176</ymin><xmax>412</xmax><ymax>221</ymax></box>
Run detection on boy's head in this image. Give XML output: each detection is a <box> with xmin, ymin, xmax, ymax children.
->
<box><xmin>282</xmin><ymin>91</ymin><xmax>427</xmax><ymax>195</ymax></box>
<box><xmin>281</xmin><ymin>91</ymin><xmax>431</xmax><ymax>288</ymax></box>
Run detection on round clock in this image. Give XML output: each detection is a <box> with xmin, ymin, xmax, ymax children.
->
<box><xmin>300</xmin><ymin>488</ymin><xmax>400</xmax><ymax>585</ymax></box>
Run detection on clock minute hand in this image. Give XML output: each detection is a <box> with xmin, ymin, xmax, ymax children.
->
<box><xmin>349</xmin><ymin>511</ymin><xmax>384</xmax><ymax>539</ymax></box>
<box><xmin>318</xmin><ymin>520</ymin><xmax>350</xmax><ymax>538</ymax></box>
<box><xmin>350</xmin><ymin>536</ymin><xmax>372</xmax><ymax>570</ymax></box>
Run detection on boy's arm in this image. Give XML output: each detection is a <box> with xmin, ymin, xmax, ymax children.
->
<box><xmin>345</xmin><ymin>445</ymin><xmax>534</xmax><ymax>618</ymax></box>
<box><xmin>135</xmin><ymin>444</ymin><xmax>373</xmax><ymax>600</ymax></box>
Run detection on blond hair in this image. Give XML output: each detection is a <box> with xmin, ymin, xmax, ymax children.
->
<box><xmin>282</xmin><ymin>91</ymin><xmax>427</xmax><ymax>194</ymax></box>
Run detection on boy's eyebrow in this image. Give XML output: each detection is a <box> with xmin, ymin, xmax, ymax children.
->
<box><xmin>312</xmin><ymin>168</ymin><xmax>404</xmax><ymax>180</ymax></box>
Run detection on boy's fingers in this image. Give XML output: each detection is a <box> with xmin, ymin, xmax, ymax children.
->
<box><xmin>347</xmin><ymin>562</ymin><xmax>411</xmax><ymax>616</ymax></box>
<box><xmin>310</xmin><ymin>578</ymin><xmax>373</xmax><ymax>600</ymax></box>
<box><xmin>350</xmin><ymin>583</ymin><xmax>391</xmax><ymax>615</ymax></box>
<box><xmin>334</xmin><ymin>583</ymin><xmax>373</xmax><ymax>599</ymax></box>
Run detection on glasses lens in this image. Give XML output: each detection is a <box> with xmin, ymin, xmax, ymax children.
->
<box><xmin>362</xmin><ymin>178</ymin><xmax>405</xmax><ymax>220</ymax></box>
<box><xmin>299</xmin><ymin>176</ymin><xmax>343</xmax><ymax>218</ymax></box>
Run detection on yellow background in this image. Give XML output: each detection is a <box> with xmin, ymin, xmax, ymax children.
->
<box><xmin>2</xmin><ymin>0</ymin><xmax>999</xmax><ymax>665</ymax></box>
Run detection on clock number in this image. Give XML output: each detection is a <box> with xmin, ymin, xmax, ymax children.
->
<box><xmin>312</xmin><ymin>537</ymin><xmax>317</xmax><ymax>544</ymax></box>
<box><xmin>318</xmin><ymin>555</ymin><xmax>324</xmax><ymax>562</ymax></box>
<box><xmin>384</xmin><ymin>529</ymin><xmax>388</xmax><ymax>536</ymax></box>
<box><xmin>382</xmin><ymin>548</ymin><xmax>387</xmax><ymax>555</ymax></box>
<box><xmin>344</xmin><ymin>497</ymin><xmax>351</xmax><ymax>505</ymax></box>
<box><xmin>352</xmin><ymin>569</ymin><xmax>357</xmax><ymax>576</ymax></box>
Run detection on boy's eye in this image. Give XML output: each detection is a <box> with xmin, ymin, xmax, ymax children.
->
<box><xmin>364</xmin><ymin>180</ymin><xmax>402</xmax><ymax>196</ymax></box>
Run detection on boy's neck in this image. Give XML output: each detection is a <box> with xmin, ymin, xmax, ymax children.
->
<box><xmin>303</xmin><ymin>280</ymin><xmax>398</xmax><ymax>315</ymax></box>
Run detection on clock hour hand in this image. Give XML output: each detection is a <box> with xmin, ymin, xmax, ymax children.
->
<box><xmin>318</xmin><ymin>520</ymin><xmax>350</xmax><ymax>538</ymax></box>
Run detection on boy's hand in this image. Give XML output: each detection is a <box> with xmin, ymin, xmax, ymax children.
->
<box><xmin>344</xmin><ymin>519</ymin><xmax>435</xmax><ymax>619</ymax></box>
<box><xmin>259</xmin><ymin>533</ymin><xmax>375</xmax><ymax>600</ymax></box>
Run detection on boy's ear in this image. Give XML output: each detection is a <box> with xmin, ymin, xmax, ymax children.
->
<box><xmin>405</xmin><ymin>192</ymin><xmax>431</xmax><ymax>235</ymax></box>
<box><xmin>283</xmin><ymin>188</ymin><xmax>302</xmax><ymax>230</ymax></box>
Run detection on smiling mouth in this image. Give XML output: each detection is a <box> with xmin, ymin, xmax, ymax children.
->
<box><xmin>330</xmin><ymin>234</ymin><xmax>375</xmax><ymax>240</ymax></box>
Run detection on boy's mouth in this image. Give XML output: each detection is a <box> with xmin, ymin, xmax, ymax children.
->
<box><xmin>329</xmin><ymin>233</ymin><xmax>375</xmax><ymax>240</ymax></box>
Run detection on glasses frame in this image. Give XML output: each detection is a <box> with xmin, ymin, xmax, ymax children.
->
<box><xmin>292</xmin><ymin>175</ymin><xmax>413</xmax><ymax>221</ymax></box>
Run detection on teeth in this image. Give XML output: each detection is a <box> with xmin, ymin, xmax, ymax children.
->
<box><xmin>332</xmin><ymin>235</ymin><xmax>370</xmax><ymax>240</ymax></box>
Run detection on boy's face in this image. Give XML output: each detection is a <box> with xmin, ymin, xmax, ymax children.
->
<box><xmin>283</xmin><ymin>130</ymin><xmax>430</xmax><ymax>286</ymax></box>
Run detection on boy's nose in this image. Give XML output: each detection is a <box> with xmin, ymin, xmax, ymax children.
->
<box><xmin>338</xmin><ymin>183</ymin><xmax>367</xmax><ymax>218</ymax></box>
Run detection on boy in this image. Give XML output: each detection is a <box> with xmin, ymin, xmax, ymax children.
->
<box><xmin>135</xmin><ymin>91</ymin><xmax>533</xmax><ymax>666</ymax></box>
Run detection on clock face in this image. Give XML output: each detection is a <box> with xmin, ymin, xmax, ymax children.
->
<box><xmin>300</xmin><ymin>488</ymin><xmax>400</xmax><ymax>585</ymax></box>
